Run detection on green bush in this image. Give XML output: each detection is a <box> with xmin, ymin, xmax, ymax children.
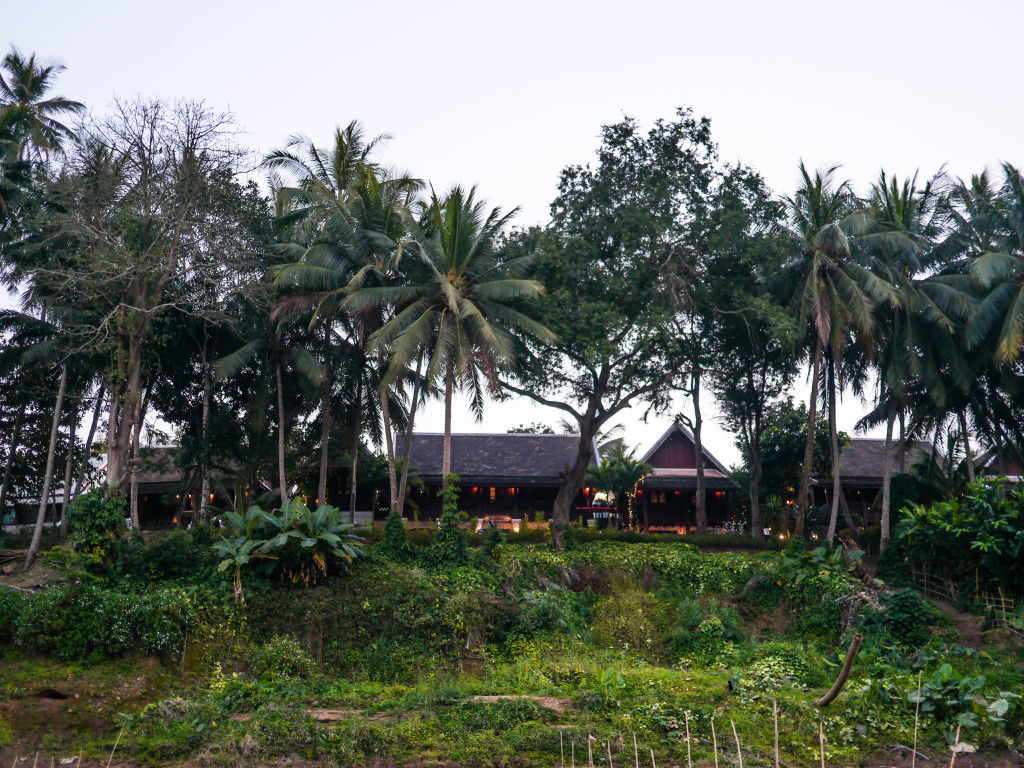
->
<box><xmin>13</xmin><ymin>584</ymin><xmax>197</xmax><ymax>660</ymax></box>
<box><xmin>250</xmin><ymin>635</ymin><xmax>318</xmax><ymax>680</ymax></box>
<box><xmin>859</xmin><ymin>587</ymin><xmax>938</xmax><ymax>649</ymax></box>
<box><xmin>214</xmin><ymin>498</ymin><xmax>365</xmax><ymax>586</ymax></box>
<box><xmin>897</xmin><ymin>480</ymin><xmax>1024</xmax><ymax>597</ymax></box>
<box><xmin>122</xmin><ymin>527</ymin><xmax>220</xmax><ymax>584</ymax></box>
<box><xmin>377</xmin><ymin>511</ymin><xmax>415</xmax><ymax>562</ymax></box>
<box><xmin>429</xmin><ymin>476</ymin><xmax>467</xmax><ymax>566</ymax></box>
<box><xmin>65</xmin><ymin>487</ymin><xmax>127</xmax><ymax>561</ymax></box>
<box><xmin>590</xmin><ymin>582</ymin><xmax>671</xmax><ymax>660</ymax></box>
<box><xmin>0</xmin><ymin>588</ymin><xmax>26</xmax><ymax>643</ymax></box>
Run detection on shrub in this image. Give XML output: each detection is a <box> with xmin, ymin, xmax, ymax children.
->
<box><xmin>859</xmin><ymin>587</ymin><xmax>938</xmax><ymax>649</ymax></box>
<box><xmin>590</xmin><ymin>581</ymin><xmax>671</xmax><ymax>659</ymax></box>
<box><xmin>250</xmin><ymin>635</ymin><xmax>318</xmax><ymax>681</ymax></box>
<box><xmin>13</xmin><ymin>584</ymin><xmax>197</xmax><ymax>660</ymax></box>
<box><xmin>429</xmin><ymin>476</ymin><xmax>467</xmax><ymax>566</ymax></box>
<box><xmin>0</xmin><ymin>588</ymin><xmax>26</xmax><ymax>644</ymax></box>
<box><xmin>896</xmin><ymin>480</ymin><xmax>1024</xmax><ymax>598</ymax></box>
<box><xmin>214</xmin><ymin>499</ymin><xmax>365</xmax><ymax>587</ymax></box>
<box><xmin>377</xmin><ymin>511</ymin><xmax>415</xmax><ymax>562</ymax></box>
<box><xmin>65</xmin><ymin>487</ymin><xmax>127</xmax><ymax>561</ymax></box>
<box><xmin>122</xmin><ymin>528</ymin><xmax>219</xmax><ymax>584</ymax></box>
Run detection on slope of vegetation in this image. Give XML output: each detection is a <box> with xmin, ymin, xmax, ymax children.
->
<box><xmin>2</xmin><ymin>521</ymin><xmax>1022</xmax><ymax>767</ymax></box>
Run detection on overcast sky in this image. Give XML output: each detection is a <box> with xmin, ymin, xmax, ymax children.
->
<box><xmin>6</xmin><ymin>0</ymin><xmax>1023</xmax><ymax>465</ymax></box>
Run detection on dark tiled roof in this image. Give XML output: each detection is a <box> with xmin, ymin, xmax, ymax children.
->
<box><xmin>133</xmin><ymin>446</ymin><xmax>183</xmax><ymax>486</ymax></box>
<box><xmin>836</xmin><ymin>438</ymin><xmax>934</xmax><ymax>485</ymax></box>
<box><xmin>404</xmin><ymin>433</ymin><xmax>592</xmax><ymax>484</ymax></box>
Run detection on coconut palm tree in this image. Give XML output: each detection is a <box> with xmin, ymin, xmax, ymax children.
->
<box><xmin>774</xmin><ymin>163</ymin><xmax>898</xmax><ymax>539</ymax></box>
<box><xmin>0</xmin><ymin>47</ymin><xmax>83</xmax><ymax>161</ymax></box>
<box><xmin>355</xmin><ymin>185</ymin><xmax>552</xmax><ymax>485</ymax></box>
<box><xmin>267</xmin><ymin>123</ymin><xmax>422</xmax><ymax>517</ymax></box>
<box><xmin>961</xmin><ymin>163</ymin><xmax>1024</xmax><ymax>366</ymax></box>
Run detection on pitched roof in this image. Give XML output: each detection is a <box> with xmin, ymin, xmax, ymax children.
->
<box><xmin>835</xmin><ymin>438</ymin><xmax>935</xmax><ymax>486</ymax></box>
<box><xmin>641</xmin><ymin>422</ymin><xmax>732</xmax><ymax>475</ymax></box>
<box><xmin>404</xmin><ymin>432</ymin><xmax>596</xmax><ymax>484</ymax></box>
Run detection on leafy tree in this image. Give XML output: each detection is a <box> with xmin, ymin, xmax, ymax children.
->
<box><xmin>756</xmin><ymin>398</ymin><xmax>837</xmax><ymax>524</ymax></box>
<box><xmin>706</xmin><ymin>166</ymin><xmax>796</xmax><ymax>539</ymax></box>
<box><xmin>502</xmin><ymin>109</ymin><xmax>716</xmax><ymax>545</ymax></box>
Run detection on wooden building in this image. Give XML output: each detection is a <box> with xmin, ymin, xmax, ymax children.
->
<box><xmin>637</xmin><ymin>423</ymin><xmax>737</xmax><ymax>532</ymax></box>
<box><xmin>811</xmin><ymin>438</ymin><xmax>935</xmax><ymax>522</ymax></box>
<box><xmin>403</xmin><ymin>432</ymin><xmax>597</xmax><ymax>522</ymax></box>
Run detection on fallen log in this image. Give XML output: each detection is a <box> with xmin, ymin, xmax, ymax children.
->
<box><xmin>816</xmin><ymin>632</ymin><xmax>862</xmax><ymax>706</ymax></box>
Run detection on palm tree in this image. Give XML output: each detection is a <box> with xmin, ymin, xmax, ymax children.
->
<box><xmin>216</xmin><ymin>313</ymin><xmax>322</xmax><ymax>509</ymax></box>
<box><xmin>961</xmin><ymin>163</ymin><xmax>1024</xmax><ymax>366</ymax></box>
<box><xmin>857</xmin><ymin>170</ymin><xmax>964</xmax><ymax>552</ymax></box>
<box><xmin>774</xmin><ymin>163</ymin><xmax>898</xmax><ymax>540</ymax></box>
<box><xmin>267</xmin><ymin>123</ymin><xmax>422</xmax><ymax>517</ymax></box>
<box><xmin>356</xmin><ymin>185</ymin><xmax>552</xmax><ymax>485</ymax></box>
<box><xmin>0</xmin><ymin>47</ymin><xmax>83</xmax><ymax>161</ymax></box>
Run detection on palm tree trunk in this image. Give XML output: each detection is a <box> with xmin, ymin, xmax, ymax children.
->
<box><xmin>442</xmin><ymin>365</ymin><xmax>454</xmax><ymax>485</ymax></box>
<box><xmin>959</xmin><ymin>409</ymin><xmax>976</xmax><ymax>484</ymax></box>
<box><xmin>692</xmin><ymin>369</ymin><xmax>707</xmax><ymax>534</ymax></box>
<box><xmin>317</xmin><ymin>370</ymin><xmax>331</xmax><ymax>508</ymax></box>
<box><xmin>880</xmin><ymin>409</ymin><xmax>896</xmax><ymax>554</ymax></box>
<box><xmin>797</xmin><ymin>343</ymin><xmax>822</xmax><ymax>536</ymax></box>
<box><xmin>0</xmin><ymin>401</ymin><xmax>26</xmax><ymax>527</ymax></box>
<box><xmin>72</xmin><ymin>384</ymin><xmax>105</xmax><ymax>500</ymax></box>
<box><xmin>26</xmin><ymin>364</ymin><xmax>68</xmax><ymax>570</ymax></box>
<box><xmin>348</xmin><ymin>374</ymin><xmax>362</xmax><ymax>523</ymax></box>
<box><xmin>129</xmin><ymin>395</ymin><xmax>148</xmax><ymax>530</ymax></box>
<box><xmin>381</xmin><ymin>387</ymin><xmax>398</xmax><ymax>513</ymax></box>
<box><xmin>397</xmin><ymin>354</ymin><xmax>424</xmax><ymax>513</ymax></box>
<box><xmin>59</xmin><ymin>402</ymin><xmax>79</xmax><ymax>539</ymax></box>
<box><xmin>749</xmin><ymin>442</ymin><xmax>763</xmax><ymax>540</ymax></box>
<box><xmin>276</xmin><ymin>361</ymin><xmax>288</xmax><ymax>509</ymax></box>
<box><xmin>199</xmin><ymin>335</ymin><xmax>212</xmax><ymax>523</ymax></box>
<box><xmin>898</xmin><ymin>411</ymin><xmax>907</xmax><ymax>473</ymax></box>
<box><xmin>826</xmin><ymin>357</ymin><xmax>849</xmax><ymax>544</ymax></box>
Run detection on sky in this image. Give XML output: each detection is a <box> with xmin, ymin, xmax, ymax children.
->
<box><xmin>6</xmin><ymin>0</ymin><xmax>1023</xmax><ymax>465</ymax></box>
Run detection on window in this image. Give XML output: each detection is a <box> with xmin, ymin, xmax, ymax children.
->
<box><xmin>489</xmin><ymin>487</ymin><xmax>496</xmax><ymax>501</ymax></box>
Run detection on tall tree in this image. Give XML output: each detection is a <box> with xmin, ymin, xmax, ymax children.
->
<box><xmin>0</xmin><ymin>47</ymin><xmax>83</xmax><ymax>161</ymax></box>
<box><xmin>360</xmin><ymin>185</ymin><xmax>551</xmax><ymax>488</ymax></box>
<box><xmin>502</xmin><ymin>109</ymin><xmax>717</xmax><ymax>546</ymax></box>
<box><xmin>707</xmin><ymin>167</ymin><xmax>797</xmax><ymax>540</ymax></box>
<box><xmin>774</xmin><ymin>163</ymin><xmax>896</xmax><ymax>539</ymax></box>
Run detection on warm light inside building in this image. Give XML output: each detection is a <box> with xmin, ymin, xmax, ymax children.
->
<box><xmin>489</xmin><ymin>487</ymin><xmax>496</xmax><ymax>501</ymax></box>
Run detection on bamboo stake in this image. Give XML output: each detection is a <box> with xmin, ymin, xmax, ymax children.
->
<box><xmin>684</xmin><ymin>711</ymin><xmax>692</xmax><ymax>768</ymax></box>
<box><xmin>649</xmin><ymin>748</ymin><xmax>657</xmax><ymax>768</ymax></box>
<box><xmin>773</xmin><ymin>695</ymin><xmax>780</xmax><ymax>768</ymax></box>
<box><xmin>76</xmin><ymin>754</ymin><xmax>82</xmax><ymax>768</ymax></box>
<box><xmin>711</xmin><ymin>718</ymin><xmax>719</xmax><ymax>768</ymax></box>
<box><xmin>561</xmin><ymin>731</ymin><xmax>565</xmax><ymax>768</ymax></box>
<box><xmin>106</xmin><ymin>727</ymin><xmax>125</xmax><ymax>768</ymax></box>
<box><xmin>730</xmin><ymin>719</ymin><xmax>744</xmax><ymax>768</ymax></box>
<box><xmin>588</xmin><ymin>734</ymin><xmax>593</xmax><ymax>768</ymax></box>
<box><xmin>949</xmin><ymin>724</ymin><xmax>961</xmax><ymax>768</ymax></box>
<box><xmin>818</xmin><ymin>722</ymin><xmax>825</xmax><ymax>768</ymax></box>
<box><xmin>632</xmin><ymin>732</ymin><xmax>640</xmax><ymax>768</ymax></box>
<box><xmin>33</xmin><ymin>752</ymin><xmax>38</xmax><ymax>768</ymax></box>
<box><xmin>607</xmin><ymin>740</ymin><xmax>615</xmax><ymax>768</ymax></box>
<box><xmin>11</xmin><ymin>757</ymin><xmax>18</xmax><ymax>768</ymax></box>
<box><xmin>911</xmin><ymin>671</ymin><xmax>922</xmax><ymax>768</ymax></box>
<box><xmin>572</xmin><ymin>741</ymin><xmax>576</xmax><ymax>768</ymax></box>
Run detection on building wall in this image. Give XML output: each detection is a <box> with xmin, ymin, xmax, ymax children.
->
<box><xmin>647</xmin><ymin>431</ymin><xmax>698</xmax><ymax>469</ymax></box>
